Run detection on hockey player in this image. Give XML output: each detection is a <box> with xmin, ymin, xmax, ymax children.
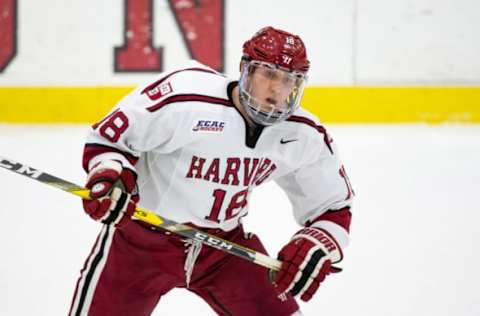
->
<box><xmin>69</xmin><ymin>26</ymin><xmax>353</xmax><ymax>316</ymax></box>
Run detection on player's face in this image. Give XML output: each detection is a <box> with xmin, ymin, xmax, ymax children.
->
<box><xmin>238</xmin><ymin>60</ymin><xmax>307</xmax><ymax>125</ymax></box>
<box><xmin>249</xmin><ymin>64</ymin><xmax>298</xmax><ymax>114</ymax></box>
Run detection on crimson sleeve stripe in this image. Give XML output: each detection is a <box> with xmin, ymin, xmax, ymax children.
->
<box><xmin>287</xmin><ymin>115</ymin><xmax>334</xmax><ymax>154</ymax></box>
<box><xmin>141</xmin><ymin>67</ymin><xmax>220</xmax><ymax>94</ymax></box>
<box><xmin>146</xmin><ymin>94</ymin><xmax>233</xmax><ymax>112</ymax></box>
<box><xmin>83</xmin><ymin>143</ymin><xmax>139</xmax><ymax>172</ymax></box>
<box><xmin>306</xmin><ymin>207</ymin><xmax>352</xmax><ymax>232</ymax></box>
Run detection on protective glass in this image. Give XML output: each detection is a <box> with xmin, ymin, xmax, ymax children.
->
<box><xmin>239</xmin><ymin>61</ymin><xmax>307</xmax><ymax>126</ymax></box>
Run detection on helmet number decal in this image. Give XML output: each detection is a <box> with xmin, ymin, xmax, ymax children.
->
<box><xmin>282</xmin><ymin>55</ymin><xmax>292</xmax><ymax>65</ymax></box>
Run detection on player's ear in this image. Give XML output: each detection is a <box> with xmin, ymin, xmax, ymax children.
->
<box><xmin>239</xmin><ymin>60</ymin><xmax>246</xmax><ymax>73</ymax></box>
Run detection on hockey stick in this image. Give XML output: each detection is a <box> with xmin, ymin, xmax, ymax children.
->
<box><xmin>0</xmin><ymin>155</ymin><xmax>282</xmax><ymax>271</ymax></box>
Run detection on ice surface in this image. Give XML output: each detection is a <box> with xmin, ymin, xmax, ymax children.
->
<box><xmin>0</xmin><ymin>124</ymin><xmax>479</xmax><ymax>316</ymax></box>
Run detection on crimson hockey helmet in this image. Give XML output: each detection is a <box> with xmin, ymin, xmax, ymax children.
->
<box><xmin>242</xmin><ymin>26</ymin><xmax>310</xmax><ymax>74</ymax></box>
<box><xmin>239</xmin><ymin>26</ymin><xmax>310</xmax><ymax>126</ymax></box>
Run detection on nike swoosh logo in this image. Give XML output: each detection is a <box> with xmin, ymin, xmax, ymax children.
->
<box><xmin>280</xmin><ymin>138</ymin><xmax>298</xmax><ymax>144</ymax></box>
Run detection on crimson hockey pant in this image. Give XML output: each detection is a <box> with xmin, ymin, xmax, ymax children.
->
<box><xmin>68</xmin><ymin>219</ymin><xmax>299</xmax><ymax>316</ymax></box>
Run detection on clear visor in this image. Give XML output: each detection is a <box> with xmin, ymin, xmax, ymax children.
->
<box><xmin>239</xmin><ymin>61</ymin><xmax>307</xmax><ymax>126</ymax></box>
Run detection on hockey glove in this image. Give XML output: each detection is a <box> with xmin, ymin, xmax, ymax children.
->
<box><xmin>274</xmin><ymin>227</ymin><xmax>342</xmax><ymax>302</ymax></box>
<box><xmin>82</xmin><ymin>160</ymin><xmax>138</xmax><ymax>226</ymax></box>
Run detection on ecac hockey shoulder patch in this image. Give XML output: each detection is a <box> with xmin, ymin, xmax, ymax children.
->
<box><xmin>192</xmin><ymin>120</ymin><xmax>226</xmax><ymax>132</ymax></box>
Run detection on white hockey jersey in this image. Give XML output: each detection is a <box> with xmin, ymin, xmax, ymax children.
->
<box><xmin>84</xmin><ymin>60</ymin><xmax>353</xmax><ymax>248</ymax></box>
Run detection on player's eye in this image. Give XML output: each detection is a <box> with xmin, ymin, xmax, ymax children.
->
<box><xmin>258</xmin><ymin>67</ymin><xmax>278</xmax><ymax>80</ymax></box>
<box><xmin>282</xmin><ymin>76</ymin><xmax>296</xmax><ymax>86</ymax></box>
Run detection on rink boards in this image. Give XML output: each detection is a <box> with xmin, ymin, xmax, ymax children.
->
<box><xmin>0</xmin><ymin>86</ymin><xmax>479</xmax><ymax>123</ymax></box>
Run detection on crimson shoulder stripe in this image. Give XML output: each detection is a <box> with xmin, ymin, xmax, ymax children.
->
<box><xmin>287</xmin><ymin>115</ymin><xmax>334</xmax><ymax>154</ymax></box>
<box><xmin>141</xmin><ymin>67</ymin><xmax>220</xmax><ymax>94</ymax></box>
<box><xmin>83</xmin><ymin>143</ymin><xmax>139</xmax><ymax>171</ymax></box>
<box><xmin>147</xmin><ymin>94</ymin><xmax>233</xmax><ymax>112</ymax></box>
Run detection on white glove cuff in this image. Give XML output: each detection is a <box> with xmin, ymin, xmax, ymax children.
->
<box><xmin>87</xmin><ymin>160</ymin><xmax>123</xmax><ymax>182</ymax></box>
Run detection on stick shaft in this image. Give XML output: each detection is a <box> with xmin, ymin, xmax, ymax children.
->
<box><xmin>0</xmin><ymin>155</ymin><xmax>282</xmax><ymax>271</ymax></box>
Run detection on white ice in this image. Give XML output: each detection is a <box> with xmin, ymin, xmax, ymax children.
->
<box><xmin>0</xmin><ymin>124</ymin><xmax>479</xmax><ymax>316</ymax></box>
